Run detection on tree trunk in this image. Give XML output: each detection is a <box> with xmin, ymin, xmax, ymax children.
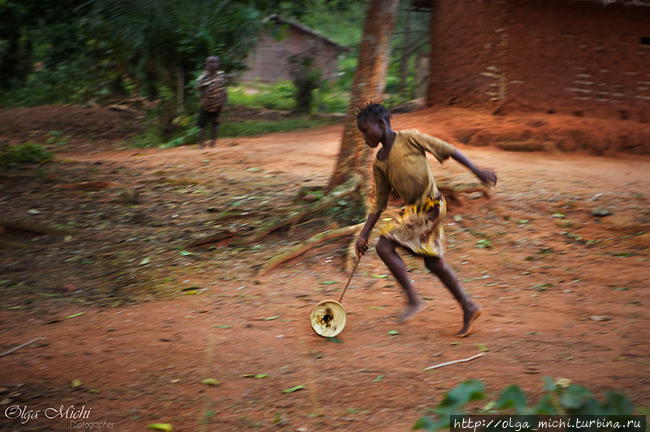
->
<box><xmin>176</xmin><ymin>65</ymin><xmax>185</xmax><ymax>115</ymax></box>
<box><xmin>398</xmin><ymin>5</ymin><xmax>412</xmax><ymax>97</ymax></box>
<box><xmin>327</xmin><ymin>0</ymin><xmax>400</xmax><ymax>192</ymax></box>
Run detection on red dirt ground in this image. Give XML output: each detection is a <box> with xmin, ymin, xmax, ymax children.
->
<box><xmin>0</xmin><ymin>105</ymin><xmax>648</xmax><ymax>431</ymax></box>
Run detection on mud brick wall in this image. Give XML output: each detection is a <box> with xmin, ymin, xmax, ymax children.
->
<box><xmin>426</xmin><ymin>0</ymin><xmax>650</xmax><ymax>121</ymax></box>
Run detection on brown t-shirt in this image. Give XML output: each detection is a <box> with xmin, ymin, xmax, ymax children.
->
<box><xmin>370</xmin><ymin>129</ymin><xmax>456</xmax><ymax>214</ymax></box>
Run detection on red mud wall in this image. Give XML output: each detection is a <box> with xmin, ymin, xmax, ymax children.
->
<box><xmin>427</xmin><ymin>0</ymin><xmax>650</xmax><ymax>122</ymax></box>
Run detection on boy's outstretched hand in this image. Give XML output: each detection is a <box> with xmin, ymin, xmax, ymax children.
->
<box><xmin>475</xmin><ymin>167</ymin><xmax>497</xmax><ymax>187</ymax></box>
<box><xmin>355</xmin><ymin>234</ymin><xmax>369</xmax><ymax>257</ymax></box>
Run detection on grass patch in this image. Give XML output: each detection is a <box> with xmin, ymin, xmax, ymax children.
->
<box><xmin>220</xmin><ymin>116</ymin><xmax>339</xmax><ymax>138</ymax></box>
<box><xmin>0</xmin><ymin>142</ymin><xmax>53</xmax><ymax>165</ymax></box>
<box><xmin>228</xmin><ymin>83</ymin><xmax>295</xmax><ymax>111</ymax></box>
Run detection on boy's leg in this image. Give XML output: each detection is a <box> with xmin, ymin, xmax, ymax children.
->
<box><xmin>198</xmin><ymin>110</ymin><xmax>207</xmax><ymax>149</ymax></box>
<box><xmin>376</xmin><ymin>236</ymin><xmax>426</xmax><ymax>321</ymax></box>
<box><xmin>209</xmin><ymin>121</ymin><xmax>217</xmax><ymax>148</ymax></box>
<box><xmin>209</xmin><ymin>109</ymin><xmax>221</xmax><ymax>148</ymax></box>
<box><xmin>423</xmin><ymin>256</ymin><xmax>482</xmax><ymax>337</ymax></box>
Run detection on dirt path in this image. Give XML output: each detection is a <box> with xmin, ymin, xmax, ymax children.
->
<box><xmin>1</xmin><ymin>108</ymin><xmax>649</xmax><ymax>431</ymax></box>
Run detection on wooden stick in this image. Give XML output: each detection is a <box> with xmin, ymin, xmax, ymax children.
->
<box><xmin>424</xmin><ymin>352</ymin><xmax>484</xmax><ymax>370</ymax></box>
<box><xmin>338</xmin><ymin>255</ymin><xmax>361</xmax><ymax>303</ymax></box>
<box><xmin>257</xmin><ymin>223</ymin><xmax>363</xmax><ymax>277</ymax></box>
<box><xmin>186</xmin><ymin>231</ymin><xmax>235</xmax><ymax>248</ymax></box>
<box><xmin>0</xmin><ymin>337</ymin><xmax>44</xmax><ymax>357</ymax></box>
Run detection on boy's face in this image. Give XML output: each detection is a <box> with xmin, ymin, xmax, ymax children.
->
<box><xmin>206</xmin><ymin>57</ymin><xmax>220</xmax><ymax>72</ymax></box>
<box><xmin>357</xmin><ymin>117</ymin><xmax>384</xmax><ymax>148</ymax></box>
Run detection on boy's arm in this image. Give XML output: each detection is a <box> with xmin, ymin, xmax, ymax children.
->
<box><xmin>450</xmin><ymin>149</ymin><xmax>497</xmax><ymax>186</ymax></box>
<box><xmin>355</xmin><ymin>211</ymin><xmax>381</xmax><ymax>257</ymax></box>
<box><xmin>410</xmin><ymin>130</ymin><xmax>496</xmax><ymax>186</ymax></box>
<box><xmin>356</xmin><ymin>166</ymin><xmax>389</xmax><ymax>257</ymax></box>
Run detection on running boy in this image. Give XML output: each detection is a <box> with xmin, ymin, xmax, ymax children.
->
<box><xmin>196</xmin><ymin>56</ymin><xmax>227</xmax><ymax>149</ymax></box>
<box><xmin>354</xmin><ymin>103</ymin><xmax>497</xmax><ymax>337</ymax></box>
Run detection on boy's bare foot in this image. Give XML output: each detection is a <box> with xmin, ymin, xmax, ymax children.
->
<box><xmin>399</xmin><ymin>299</ymin><xmax>427</xmax><ymax>323</ymax></box>
<box><xmin>456</xmin><ymin>302</ymin><xmax>482</xmax><ymax>337</ymax></box>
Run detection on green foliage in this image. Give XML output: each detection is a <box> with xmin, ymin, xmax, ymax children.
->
<box><xmin>220</xmin><ymin>117</ymin><xmax>337</xmax><ymax>138</ymax></box>
<box><xmin>228</xmin><ymin>82</ymin><xmax>348</xmax><ymax>114</ymax></box>
<box><xmin>159</xmin><ymin>126</ymin><xmax>200</xmax><ymax>149</ymax></box>
<box><xmin>0</xmin><ymin>142</ymin><xmax>53</xmax><ymax>165</ymax></box>
<box><xmin>228</xmin><ymin>83</ymin><xmax>295</xmax><ymax>111</ymax></box>
<box><xmin>413</xmin><ymin>378</ymin><xmax>635</xmax><ymax>431</ymax></box>
<box><xmin>273</xmin><ymin>0</ymin><xmax>365</xmax><ymax>47</ymax></box>
<box><xmin>313</xmin><ymin>81</ymin><xmax>349</xmax><ymax>113</ymax></box>
<box><xmin>131</xmin><ymin>110</ymin><xmax>163</xmax><ymax>148</ymax></box>
<box><xmin>46</xmin><ymin>131</ymin><xmax>70</xmax><ymax>146</ymax></box>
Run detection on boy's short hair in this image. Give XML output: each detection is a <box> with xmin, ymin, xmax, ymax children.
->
<box><xmin>356</xmin><ymin>102</ymin><xmax>391</xmax><ymax>124</ymax></box>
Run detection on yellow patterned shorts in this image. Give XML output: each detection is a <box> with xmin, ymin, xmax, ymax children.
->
<box><xmin>380</xmin><ymin>195</ymin><xmax>447</xmax><ymax>257</ymax></box>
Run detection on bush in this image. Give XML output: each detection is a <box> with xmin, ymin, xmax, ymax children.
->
<box><xmin>159</xmin><ymin>126</ymin><xmax>200</xmax><ymax>149</ymax></box>
<box><xmin>220</xmin><ymin>117</ymin><xmax>338</xmax><ymax>138</ymax></box>
<box><xmin>227</xmin><ymin>82</ymin><xmax>296</xmax><ymax>111</ymax></box>
<box><xmin>314</xmin><ymin>89</ymin><xmax>348</xmax><ymax>113</ymax></box>
<box><xmin>0</xmin><ymin>143</ymin><xmax>53</xmax><ymax>165</ymax></box>
<box><xmin>413</xmin><ymin>377</ymin><xmax>636</xmax><ymax>431</ymax></box>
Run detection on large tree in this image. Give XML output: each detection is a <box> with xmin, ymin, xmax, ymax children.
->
<box><xmin>327</xmin><ymin>0</ymin><xmax>400</xmax><ymax>192</ymax></box>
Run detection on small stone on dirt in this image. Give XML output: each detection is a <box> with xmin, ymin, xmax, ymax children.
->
<box><xmin>589</xmin><ymin>315</ymin><xmax>612</xmax><ymax>322</ymax></box>
<box><xmin>591</xmin><ymin>208</ymin><xmax>612</xmax><ymax>217</ymax></box>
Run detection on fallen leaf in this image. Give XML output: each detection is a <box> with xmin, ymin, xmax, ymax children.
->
<box><xmin>70</xmin><ymin>379</ymin><xmax>82</xmax><ymax>389</ymax></box>
<box><xmin>147</xmin><ymin>424</ymin><xmax>173</xmax><ymax>432</ymax></box>
<box><xmin>242</xmin><ymin>374</ymin><xmax>269</xmax><ymax>379</ymax></box>
<box><xmin>589</xmin><ymin>315</ymin><xmax>612</xmax><ymax>322</ymax></box>
<box><xmin>387</xmin><ymin>330</ymin><xmax>400</xmax><ymax>336</ymax></box>
<box><xmin>373</xmin><ymin>375</ymin><xmax>385</xmax><ymax>382</ymax></box>
<box><xmin>264</xmin><ymin>315</ymin><xmax>280</xmax><ymax>321</ymax></box>
<box><xmin>66</xmin><ymin>312</ymin><xmax>85</xmax><ymax>319</ymax></box>
<box><xmin>282</xmin><ymin>385</ymin><xmax>305</xmax><ymax>393</ymax></box>
<box><xmin>478</xmin><ymin>344</ymin><xmax>489</xmax><ymax>352</ymax></box>
<box><xmin>201</xmin><ymin>378</ymin><xmax>220</xmax><ymax>386</ymax></box>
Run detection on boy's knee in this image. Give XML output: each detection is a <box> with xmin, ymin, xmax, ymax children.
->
<box><xmin>424</xmin><ymin>256</ymin><xmax>445</xmax><ymax>274</ymax></box>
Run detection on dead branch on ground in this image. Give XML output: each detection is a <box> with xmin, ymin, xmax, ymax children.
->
<box><xmin>240</xmin><ymin>174</ymin><xmax>361</xmax><ymax>246</ymax></box>
<box><xmin>257</xmin><ymin>223</ymin><xmax>363</xmax><ymax>277</ymax></box>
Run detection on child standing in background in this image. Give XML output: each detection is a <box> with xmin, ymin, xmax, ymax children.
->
<box><xmin>354</xmin><ymin>103</ymin><xmax>497</xmax><ymax>337</ymax></box>
<box><xmin>196</xmin><ymin>56</ymin><xmax>227</xmax><ymax>149</ymax></box>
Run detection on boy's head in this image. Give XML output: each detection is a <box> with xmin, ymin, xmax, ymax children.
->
<box><xmin>356</xmin><ymin>103</ymin><xmax>391</xmax><ymax>147</ymax></box>
<box><xmin>205</xmin><ymin>56</ymin><xmax>220</xmax><ymax>72</ymax></box>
